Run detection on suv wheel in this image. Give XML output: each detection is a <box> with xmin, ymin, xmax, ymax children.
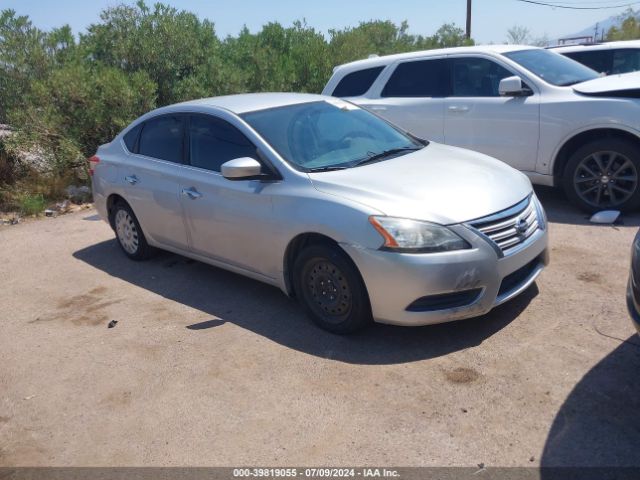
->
<box><xmin>563</xmin><ymin>138</ymin><xmax>640</xmax><ymax>213</ymax></box>
<box><xmin>109</xmin><ymin>201</ymin><xmax>155</xmax><ymax>260</ymax></box>
<box><xmin>293</xmin><ymin>244</ymin><xmax>372</xmax><ymax>334</ymax></box>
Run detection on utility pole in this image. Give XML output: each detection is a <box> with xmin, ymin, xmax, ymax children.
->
<box><xmin>466</xmin><ymin>0</ymin><xmax>472</xmax><ymax>39</ymax></box>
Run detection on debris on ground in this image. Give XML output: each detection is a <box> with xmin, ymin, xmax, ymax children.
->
<box><xmin>107</xmin><ymin>320</ymin><xmax>118</xmax><ymax>329</ymax></box>
<box><xmin>44</xmin><ymin>209</ymin><xmax>56</xmax><ymax>217</ymax></box>
<box><xmin>590</xmin><ymin>210</ymin><xmax>621</xmax><ymax>224</ymax></box>
<box><xmin>24</xmin><ymin>395</ymin><xmax>37</xmax><ymax>400</ymax></box>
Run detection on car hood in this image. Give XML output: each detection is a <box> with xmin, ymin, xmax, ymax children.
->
<box><xmin>574</xmin><ymin>71</ymin><xmax>640</xmax><ymax>97</ymax></box>
<box><xmin>308</xmin><ymin>142</ymin><xmax>533</xmax><ymax>225</ymax></box>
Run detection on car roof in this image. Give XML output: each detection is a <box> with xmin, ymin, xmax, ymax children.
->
<box><xmin>333</xmin><ymin>44</ymin><xmax>535</xmax><ymax>71</ymax></box>
<box><xmin>175</xmin><ymin>92</ymin><xmax>328</xmax><ymax>114</ymax></box>
<box><xmin>552</xmin><ymin>40</ymin><xmax>640</xmax><ymax>52</ymax></box>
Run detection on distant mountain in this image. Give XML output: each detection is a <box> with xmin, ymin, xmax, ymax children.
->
<box><xmin>560</xmin><ymin>10</ymin><xmax>639</xmax><ymax>43</ymax></box>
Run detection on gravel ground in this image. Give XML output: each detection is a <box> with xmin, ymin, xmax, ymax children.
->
<box><xmin>0</xmin><ymin>186</ymin><xmax>639</xmax><ymax>467</ymax></box>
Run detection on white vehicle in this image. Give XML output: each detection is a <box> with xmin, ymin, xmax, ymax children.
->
<box><xmin>323</xmin><ymin>45</ymin><xmax>640</xmax><ymax>212</ymax></box>
<box><xmin>553</xmin><ymin>40</ymin><xmax>640</xmax><ymax>75</ymax></box>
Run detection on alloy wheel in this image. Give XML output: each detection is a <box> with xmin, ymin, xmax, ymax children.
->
<box><xmin>573</xmin><ymin>150</ymin><xmax>638</xmax><ymax>209</ymax></box>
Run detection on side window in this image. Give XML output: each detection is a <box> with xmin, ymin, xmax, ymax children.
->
<box><xmin>612</xmin><ymin>49</ymin><xmax>640</xmax><ymax>74</ymax></box>
<box><xmin>564</xmin><ymin>50</ymin><xmax>612</xmax><ymax>74</ymax></box>
<box><xmin>332</xmin><ymin>66</ymin><xmax>384</xmax><ymax>97</ymax></box>
<box><xmin>381</xmin><ymin>59</ymin><xmax>449</xmax><ymax>97</ymax></box>
<box><xmin>123</xmin><ymin>124</ymin><xmax>142</xmax><ymax>153</ymax></box>
<box><xmin>138</xmin><ymin>115</ymin><xmax>184</xmax><ymax>162</ymax></box>
<box><xmin>450</xmin><ymin>57</ymin><xmax>514</xmax><ymax>97</ymax></box>
<box><xmin>189</xmin><ymin>115</ymin><xmax>257</xmax><ymax>172</ymax></box>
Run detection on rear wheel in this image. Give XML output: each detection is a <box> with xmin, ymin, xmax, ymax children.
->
<box><xmin>563</xmin><ymin>138</ymin><xmax>640</xmax><ymax>213</ymax></box>
<box><xmin>293</xmin><ymin>244</ymin><xmax>372</xmax><ymax>334</ymax></box>
<box><xmin>109</xmin><ymin>201</ymin><xmax>155</xmax><ymax>260</ymax></box>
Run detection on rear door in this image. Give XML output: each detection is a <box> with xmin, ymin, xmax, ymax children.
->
<box><xmin>121</xmin><ymin>114</ymin><xmax>189</xmax><ymax>249</ymax></box>
<box><xmin>358</xmin><ymin>57</ymin><xmax>449</xmax><ymax>142</ymax></box>
<box><xmin>443</xmin><ymin>55</ymin><xmax>540</xmax><ymax>171</ymax></box>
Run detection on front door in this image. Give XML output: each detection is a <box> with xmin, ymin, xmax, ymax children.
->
<box><xmin>178</xmin><ymin>114</ymin><xmax>280</xmax><ymax>278</ymax></box>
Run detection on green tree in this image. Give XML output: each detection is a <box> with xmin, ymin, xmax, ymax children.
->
<box><xmin>0</xmin><ymin>10</ymin><xmax>76</xmax><ymax>122</ymax></box>
<box><xmin>81</xmin><ymin>1</ymin><xmax>221</xmax><ymax>105</ymax></box>
<box><xmin>6</xmin><ymin>63</ymin><xmax>156</xmax><ymax>173</ymax></box>
<box><xmin>607</xmin><ymin>9</ymin><xmax>640</xmax><ymax>40</ymax></box>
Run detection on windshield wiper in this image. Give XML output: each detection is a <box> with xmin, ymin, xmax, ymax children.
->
<box><xmin>351</xmin><ymin>146</ymin><xmax>422</xmax><ymax>167</ymax></box>
<box><xmin>306</xmin><ymin>165</ymin><xmax>350</xmax><ymax>172</ymax></box>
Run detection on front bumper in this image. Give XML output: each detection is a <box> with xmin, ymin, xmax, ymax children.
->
<box><xmin>343</xmin><ymin>225</ymin><xmax>549</xmax><ymax>326</ymax></box>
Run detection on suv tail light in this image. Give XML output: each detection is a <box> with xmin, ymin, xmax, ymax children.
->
<box><xmin>88</xmin><ymin>155</ymin><xmax>100</xmax><ymax>176</ymax></box>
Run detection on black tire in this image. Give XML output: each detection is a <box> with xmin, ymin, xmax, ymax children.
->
<box><xmin>109</xmin><ymin>201</ymin><xmax>155</xmax><ymax>260</ymax></box>
<box><xmin>562</xmin><ymin>138</ymin><xmax>640</xmax><ymax>213</ymax></box>
<box><xmin>293</xmin><ymin>244</ymin><xmax>372</xmax><ymax>334</ymax></box>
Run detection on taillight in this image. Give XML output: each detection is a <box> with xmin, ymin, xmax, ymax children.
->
<box><xmin>88</xmin><ymin>155</ymin><xmax>100</xmax><ymax>176</ymax></box>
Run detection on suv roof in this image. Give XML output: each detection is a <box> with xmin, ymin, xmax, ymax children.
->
<box><xmin>332</xmin><ymin>44</ymin><xmax>536</xmax><ymax>71</ymax></box>
<box><xmin>552</xmin><ymin>40</ymin><xmax>640</xmax><ymax>53</ymax></box>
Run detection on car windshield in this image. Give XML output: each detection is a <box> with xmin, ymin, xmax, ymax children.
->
<box><xmin>241</xmin><ymin>99</ymin><xmax>423</xmax><ymax>171</ymax></box>
<box><xmin>504</xmin><ymin>48</ymin><xmax>600</xmax><ymax>86</ymax></box>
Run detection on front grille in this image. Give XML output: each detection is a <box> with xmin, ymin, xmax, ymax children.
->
<box><xmin>469</xmin><ymin>197</ymin><xmax>539</xmax><ymax>254</ymax></box>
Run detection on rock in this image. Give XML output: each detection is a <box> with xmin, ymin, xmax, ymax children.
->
<box><xmin>108</xmin><ymin>320</ymin><xmax>118</xmax><ymax>329</ymax></box>
<box><xmin>44</xmin><ymin>209</ymin><xmax>57</xmax><ymax>217</ymax></box>
<box><xmin>65</xmin><ymin>185</ymin><xmax>92</xmax><ymax>204</ymax></box>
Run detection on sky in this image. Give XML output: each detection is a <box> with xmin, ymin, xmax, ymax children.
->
<box><xmin>1</xmin><ymin>0</ymin><xmax>635</xmax><ymax>44</ymax></box>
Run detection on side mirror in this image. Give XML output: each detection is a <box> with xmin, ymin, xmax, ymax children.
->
<box><xmin>221</xmin><ymin>157</ymin><xmax>263</xmax><ymax>180</ymax></box>
<box><xmin>499</xmin><ymin>76</ymin><xmax>530</xmax><ymax>97</ymax></box>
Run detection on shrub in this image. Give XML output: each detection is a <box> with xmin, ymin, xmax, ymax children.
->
<box><xmin>18</xmin><ymin>193</ymin><xmax>46</xmax><ymax>216</ymax></box>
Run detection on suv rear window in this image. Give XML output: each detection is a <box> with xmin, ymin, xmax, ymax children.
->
<box><xmin>381</xmin><ymin>58</ymin><xmax>449</xmax><ymax>97</ymax></box>
<box><xmin>563</xmin><ymin>50</ymin><xmax>612</xmax><ymax>74</ymax></box>
<box><xmin>332</xmin><ymin>66</ymin><xmax>384</xmax><ymax>97</ymax></box>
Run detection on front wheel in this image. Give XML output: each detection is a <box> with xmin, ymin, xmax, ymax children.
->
<box><xmin>563</xmin><ymin>138</ymin><xmax>640</xmax><ymax>213</ymax></box>
<box><xmin>293</xmin><ymin>244</ymin><xmax>372</xmax><ymax>334</ymax></box>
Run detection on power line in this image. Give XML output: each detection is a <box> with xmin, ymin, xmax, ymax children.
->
<box><xmin>516</xmin><ymin>0</ymin><xmax>640</xmax><ymax>9</ymax></box>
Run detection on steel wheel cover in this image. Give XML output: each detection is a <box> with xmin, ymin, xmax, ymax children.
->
<box><xmin>115</xmin><ymin>209</ymin><xmax>139</xmax><ymax>254</ymax></box>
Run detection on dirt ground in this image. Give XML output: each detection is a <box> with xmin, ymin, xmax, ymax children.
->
<box><xmin>1</xmin><ymin>186</ymin><xmax>639</xmax><ymax>467</ymax></box>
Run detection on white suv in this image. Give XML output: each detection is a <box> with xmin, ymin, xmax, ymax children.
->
<box><xmin>322</xmin><ymin>45</ymin><xmax>640</xmax><ymax>212</ymax></box>
<box><xmin>553</xmin><ymin>40</ymin><xmax>640</xmax><ymax>75</ymax></box>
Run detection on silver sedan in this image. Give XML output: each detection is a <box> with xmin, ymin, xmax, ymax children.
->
<box><xmin>91</xmin><ymin>93</ymin><xmax>549</xmax><ymax>333</ymax></box>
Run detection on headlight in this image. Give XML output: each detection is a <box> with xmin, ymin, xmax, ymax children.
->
<box><xmin>369</xmin><ymin>216</ymin><xmax>471</xmax><ymax>253</ymax></box>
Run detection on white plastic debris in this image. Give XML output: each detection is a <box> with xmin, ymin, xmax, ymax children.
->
<box><xmin>590</xmin><ymin>210</ymin><xmax>621</xmax><ymax>224</ymax></box>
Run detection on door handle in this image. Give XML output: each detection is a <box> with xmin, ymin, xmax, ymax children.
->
<box><xmin>124</xmin><ymin>175</ymin><xmax>139</xmax><ymax>185</ymax></box>
<box><xmin>180</xmin><ymin>187</ymin><xmax>202</xmax><ymax>199</ymax></box>
<box><xmin>448</xmin><ymin>105</ymin><xmax>470</xmax><ymax>113</ymax></box>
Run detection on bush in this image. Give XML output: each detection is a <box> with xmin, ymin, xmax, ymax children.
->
<box><xmin>18</xmin><ymin>193</ymin><xmax>46</xmax><ymax>216</ymax></box>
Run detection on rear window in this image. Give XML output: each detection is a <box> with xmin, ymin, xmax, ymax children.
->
<box><xmin>563</xmin><ymin>50</ymin><xmax>612</xmax><ymax>75</ymax></box>
<box><xmin>332</xmin><ymin>66</ymin><xmax>384</xmax><ymax>97</ymax></box>
<box><xmin>123</xmin><ymin>124</ymin><xmax>142</xmax><ymax>153</ymax></box>
<box><xmin>382</xmin><ymin>59</ymin><xmax>449</xmax><ymax>97</ymax></box>
<box><xmin>138</xmin><ymin>115</ymin><xmax>184</xmax><ymax>163</ymax></box>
